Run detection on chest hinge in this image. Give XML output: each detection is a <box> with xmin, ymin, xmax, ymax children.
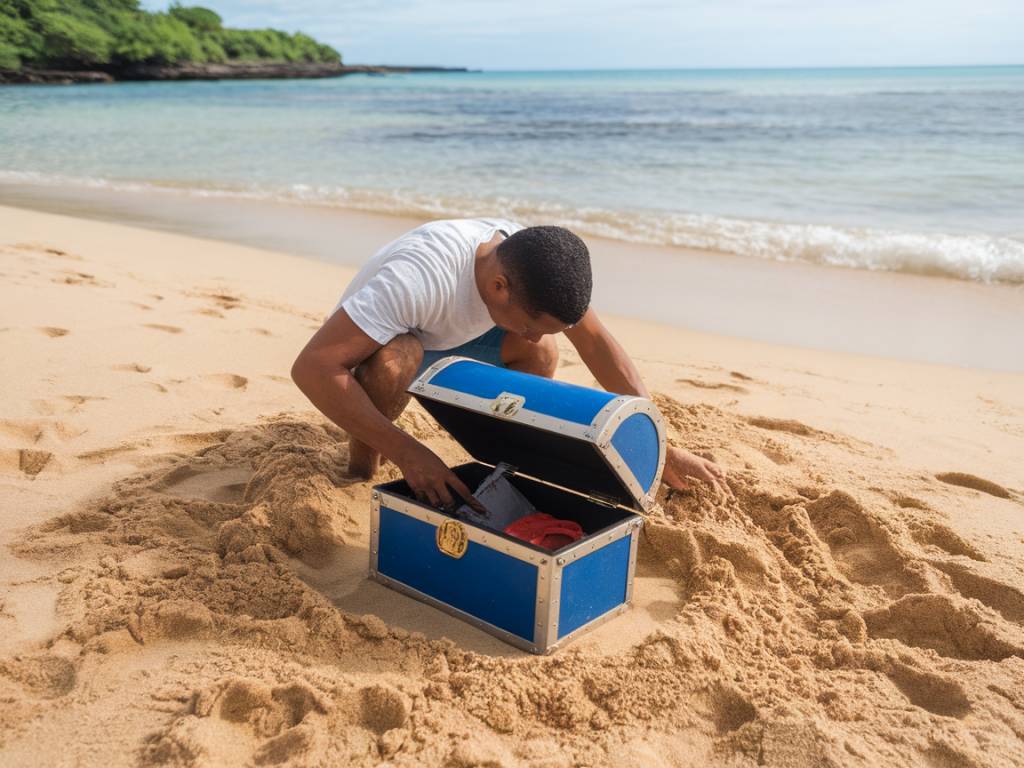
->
<box><xmin>586</xmin><ymin>491</ymin><xmax>621</xmax><ymax>509</ymax></box>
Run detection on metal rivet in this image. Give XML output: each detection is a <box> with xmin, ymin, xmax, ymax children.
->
<box><xmin>557</xmin><ymin>557</ymin><xmax>565</xmax><ymax>565</ymax></box>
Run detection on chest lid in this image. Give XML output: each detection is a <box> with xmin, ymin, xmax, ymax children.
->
<box><xmin>409</xmin><ymin>356</ymin><xmax>666</xmax><ymax>511</ymax></box>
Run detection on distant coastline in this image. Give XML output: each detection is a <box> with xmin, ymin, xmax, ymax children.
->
<box><xmin>0</xmin><ymin>62</ymin><xmax>471</xmax><ymax>85</ymax></box>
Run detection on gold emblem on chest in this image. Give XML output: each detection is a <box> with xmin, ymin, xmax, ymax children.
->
<box><xmin>436</xmin><ymin>519</ymin><xmax>469</xmax><ymax>559</ymax></box>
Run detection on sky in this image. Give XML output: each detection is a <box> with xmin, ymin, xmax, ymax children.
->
<box><xmin>141</xmin><ymin>1</ymin><xmax>1024</xmax><ymax>70</ymax></box>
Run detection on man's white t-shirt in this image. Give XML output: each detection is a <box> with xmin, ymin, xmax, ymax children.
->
<box><xmin>331</xmin><ymin>218</ymin><xmax>523</xmax><ymax>351</ymax></box>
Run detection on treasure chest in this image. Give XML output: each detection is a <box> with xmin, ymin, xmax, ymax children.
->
<box><xmin>369</xmin><ymin>356</ymin><xmax>666</xmax><ymax>654</ymax></box>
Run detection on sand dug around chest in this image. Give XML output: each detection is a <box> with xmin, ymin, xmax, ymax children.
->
<box><xmin>2</xmin><ymin>394</ymin><xmax>1023</xmax><ymax>768</ymax></box>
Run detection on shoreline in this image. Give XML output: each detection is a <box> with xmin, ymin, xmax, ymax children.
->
<box><xmin>2</xmin><ymin>181</ymin><xmax>1023</xmax><ymax>372</ymax></box>
<box><xmin>0</xmin><ymin>62</ymin><xmax>472</xmax><ymax>86</ymax></box>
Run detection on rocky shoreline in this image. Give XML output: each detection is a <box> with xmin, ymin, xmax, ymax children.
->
<box><xmin>0</xmin><ymin>62</ymin><xmax>471</xmax><ymax>85</ymax></box>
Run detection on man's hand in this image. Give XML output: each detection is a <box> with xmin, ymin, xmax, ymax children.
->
<box><xmin>662</xmin><ymin>445</ymin><xmax>728</xmax><ymax>497</ymax></box>
<box><xmin>396</xmin><ymin>440</ymin><xmax>483</xmax><ymax>513</ymax></box>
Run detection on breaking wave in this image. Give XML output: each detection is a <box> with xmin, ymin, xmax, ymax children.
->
<box><xmin>3</xmin><ymin>169</ymin><xmax>1022</xmax><ymax>286</ymax></box>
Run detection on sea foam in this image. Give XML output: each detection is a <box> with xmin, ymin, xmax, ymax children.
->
<box><xmin>2</xmin><ymin>169</ymin><xmax>1022</xmax><ymax>285</ymax></box>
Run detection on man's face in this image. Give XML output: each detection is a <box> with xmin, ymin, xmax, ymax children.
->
<box><xmin>491</xmin><ymin>299</ymin><xmax>569</xmax><ymax>343</ymax></box>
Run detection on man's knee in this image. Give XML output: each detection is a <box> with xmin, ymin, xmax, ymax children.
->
<box><xmin>503</xmin><ymin>333</ymin><xmax>559</xmax><ymax>378</ymax></box>
<box><xmin>355</xmin><ymin>333</ymin><xmax>424</xmax><ymax>386</ymax></box>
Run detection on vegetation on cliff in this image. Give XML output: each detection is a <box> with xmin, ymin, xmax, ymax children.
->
<box><xmin>0</xmin><ymin>0</ymin><xmax>341</xmax><ymax>72</ymax></box>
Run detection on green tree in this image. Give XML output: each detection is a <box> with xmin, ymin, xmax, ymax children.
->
<box><xmin>110</xmin><ymin>12</ymin><xmax>202</xmax><ymax>65</ymax></box>
<box><xmin>34</xmin><ymin>10</ymin><xmax>112</xmax><ymax>66</ymax></box>
<box><xmin>0</xmin><ymin>0</ymin><xmax>341</xmax><ymax>71</ymax></box>
<box><xmin>168</xmin><ymin>4</ymin><xmax>221</xmax><ymax>33</ymax></box>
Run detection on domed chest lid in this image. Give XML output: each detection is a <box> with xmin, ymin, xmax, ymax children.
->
<box><xmin>409</xmin><ymin>357</ymin><xmax>666</xmax><ymax>511</ymax></box>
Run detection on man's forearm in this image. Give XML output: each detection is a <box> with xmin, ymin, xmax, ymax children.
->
<box><xmin>292</xmin><ymin>359</ymin><xmax>416</xmax><ymax>465</ymax></box>
<box><xmin>579</xmin><ymin>333</ymin><xmax>650</xmax><ymax>398</ymax></box>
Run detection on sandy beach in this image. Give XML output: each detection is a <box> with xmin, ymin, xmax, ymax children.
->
<box><xmin>2</xmin><ymin>203</ymin><xmax>1024</xmax><ymax>766</ymax></box>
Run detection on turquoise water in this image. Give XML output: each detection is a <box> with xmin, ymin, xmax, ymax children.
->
<box><xmin>1</xmin><ymin>66</ymin><xmax>1023</xmax><ymax>283</ymax></box>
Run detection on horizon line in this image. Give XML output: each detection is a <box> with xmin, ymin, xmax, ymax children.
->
<box><xmin>357</xmin><ymin>62</ymin><xmax>1024</xmax><ymax>74</ymax></box>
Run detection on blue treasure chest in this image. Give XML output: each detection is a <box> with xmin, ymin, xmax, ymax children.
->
<box><xmin>369</xmin><ymin>356</ymin><xmax>666</xmax><ymax>653</ymax></box>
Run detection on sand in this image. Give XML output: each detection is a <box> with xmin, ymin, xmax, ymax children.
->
<box><xmin>1</xmin><ymin>203</ymin><xmax>1023</xmax><ymax>767</ymax></box>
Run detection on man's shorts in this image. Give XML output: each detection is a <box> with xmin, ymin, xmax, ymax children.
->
<box><xmin>416</xmin><ymin>326</ymin><xmax>507</xmax><ymax>378</ymax></box>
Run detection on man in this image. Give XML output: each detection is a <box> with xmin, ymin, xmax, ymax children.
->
<box><xmin>291</xmin><ymin>218</ymin><xmax>726</xmax><ymax>509</ymax></box>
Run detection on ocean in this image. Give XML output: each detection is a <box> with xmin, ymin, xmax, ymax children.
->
<box><xmin>1</xmin><ymin>66</ymin><xmax>1022</xmax><ymax>284</ymax></box>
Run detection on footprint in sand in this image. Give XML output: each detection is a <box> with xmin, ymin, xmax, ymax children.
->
<box><xmin>76</xmin><ymin>444</ymin><xmax>138</xmax><ymax>465</ymax></box>
<box><xmin>12</xmin><ymin>244</ymin><xmax>82</xmax><ymax>262</ymax></box>
<box><xmin>202</xmin><ymin>373</ymin><xmax>248</xmax><ymax>390</ymax></box>
<box><xmin>0</xmin><ymin>418</ymin><xmax>84</xmax><ymax>443</ymax></box>
<box><xmin>864</xmin><ymin>593</ymin><xmax>1024</xmax><ymax>661</ymax></box>
<box><xmin>112</xmin><ymin>363</ymin><xmax>152</xmax><ymax>374</ymax></box>
<box><xmin>37</xmin><ymin>326</ymin><xmax>69</xmax><ymax>338</ymax></box>
<box><xmin>62</xmin><ymin>394</ymin><xmax>107</xmax><ymax>409</ymax></box>
<box><xmin>0</xmin><ymin>653</ymin><xmax>77</xmax><ymax>698</ymax></box>
<box><xmin>194</xmin><ymin>308</ymin><xmax>224</xmax><ymax>319</ymax></box>
<box><xmin>0</xmin><ymin>419</ymin><xmax>45</xmax><ymax>443</ymax></box>
<box><xmin>0</xmin><ymin>448</ymin><xmax>54</xmax><ymax>477</ymax></box>
<box><xmin>891</xmin><ymin>493</ymin><xmax>929</xmax><ymax>510</ymax></box>
<box><xmin>935</xmin><ymin>472</ymin><xmax>1011</xmax><ymax>499</ymax></box>
<box><xmin>758</xmin><ymin>438</ymin><xmax>793</xmax><ymax>465</ymax></box>
<box><xmin>143</xmin><ymin>323</ymin><xmax>184</xmax><ymax>334</ymax></box>
<box><xmin>885</xmin><ymin>661</ymin><xmax>971</xmax><ymax>718</ymax></box>
<box><xmin>206</xmin><ymin>292</ymin><xmax>243</xmax><ymax>310</ymax></box>
<box><xmin>804</xmin><ymin>490</ymin><xmax>925</xmax><ymax>598</ymax></box>
<box><xmin>700</xmin><ymin>683</ymin><xmax>758</xmax><ymax>734</ymax></box>
<box><xmin>165</xmin><ymin>429</ymin><xmax>234</xmax><ymax>449</ymax></box>
<box><xmin>145</xmin><ymin>677</ymin><xmax>329</xmax><ymax>765</ymax></box>
<box><xmin>152</xmin><ymin>463</ymin><xmax>252</xmax><ymax>504</ymax></box>
<box><xmin>52</xmin><ymin>271</ymin><xmax>111</xmax><ymax>288</ymax></box>
<box><xmin>933</xmin><ymin>561</ymin><xmax>1024</xmax><ymax>624</ymax></box>
<box><xmin>677</xmin><ymin>378</ymin><xmax>748</xmax><ymax>394</ymax></box>
<box><xmin>908</xmin><ymin>520</ymin><xmax>986</xmax><ymax>561</ymax></box>
<box><xmin>747</xmin><ymin>415</ymin><xmax>821</xmax><ymax>437</ymax></box>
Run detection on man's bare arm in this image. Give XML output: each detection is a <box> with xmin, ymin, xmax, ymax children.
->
<box><xmin>564</xmin><ymin>308</ymin><xmax>728</xmax><ymax>495</ymax></box>
<box><xmin>290</xmin><ymin>309</ymin><xmax>476</xmax><ymax>507</ymax></box>
<box><xmin>563</xmin><ymin>308</ymin><xmax>648</xmax><ymax>397</ymax></box>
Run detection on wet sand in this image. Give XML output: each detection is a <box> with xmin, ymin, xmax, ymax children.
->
<box><xmin>3</xmin><ymin>180</ymin><xmax>1023</xmax><ymax>371</ymax></box>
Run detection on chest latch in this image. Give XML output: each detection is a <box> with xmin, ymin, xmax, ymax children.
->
<box><xmin>490</xmin><ymin>392</ymin><xmax>525</xmax><ymax>418</ymax></box>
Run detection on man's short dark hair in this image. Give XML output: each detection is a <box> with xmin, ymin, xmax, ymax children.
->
<box><xmin>496</xmin><ymin>226</ymin><xmax>592</xmax><ymax>325</ymax></box>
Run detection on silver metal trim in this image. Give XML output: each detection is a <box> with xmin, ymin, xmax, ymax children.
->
<box><xmin>544</xmin><ymin>560</ymin><xmax>561</xmax><ymax>650</ymax></box>
<box><xmin>544</xmin><ymin>600</ymin><xmax>633</xmax><ymax>654</ymax></box>
<box><xmin>590</xmin><ymin>397</ymin><xmax>667</xmax><ymax>513</ymax></box>
<box><xmin>548</xmin><ymin>516</ymin><xmax>639</xmax><ymax>564</ymax></box>
<box><xmin>375</xmin><ymin>491</ymin><xmax>548</xmax><ymax>566</ymax></box>
<box><xmin>369</xmin><ymin>571</ymin><xmax>540</xmax><ymax>654</ymax></box>
<box><xmin>413</xmin><ymin>380</ymin><xmax>596</xmax><ymax>441</ymax></box>
<box><xmin>369</xmin><ymin>492</ymin><xmax>381</xmax><ymax>574</ymax></box>
<box><xmin>532</xmin><ymin>558</ymin><xmax>553</xmax><ymax>649</ymax></box>
<box><xmin>409</xmin><ymin>354</ymin><xmax>472</xmax><ymax>394</ymax></box>
<box><xmin>625</xmin><ymin>522</ymin><xmax>641</xmax><ymax>604</ymax></box>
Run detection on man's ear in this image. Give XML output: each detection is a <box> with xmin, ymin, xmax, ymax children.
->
<box><xmin>492</xmin><ymin>273</ymin><xmax>512</xmax><ymax>303</ymax></box>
